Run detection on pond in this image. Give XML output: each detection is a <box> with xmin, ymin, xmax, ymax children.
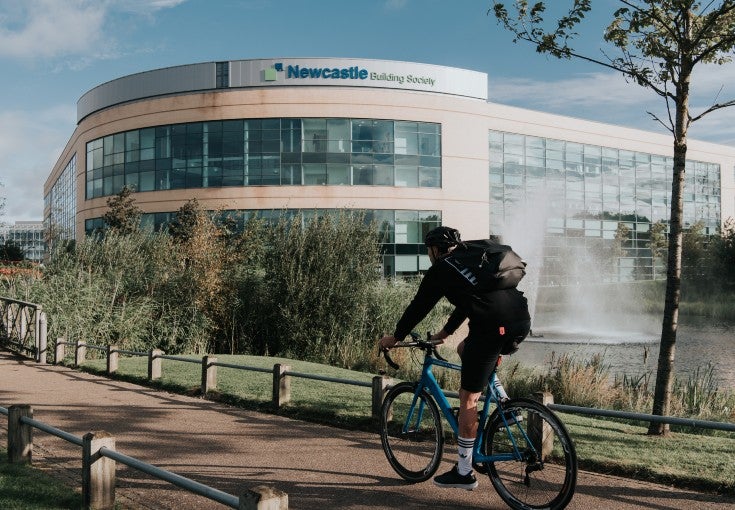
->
<box><xmin>515</xmin><ymin>312</ymin><xmax>735</xmax><ymax>390</ymax></box>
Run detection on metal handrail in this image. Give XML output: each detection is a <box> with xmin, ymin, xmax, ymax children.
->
<box><xmin>0</xmin><ymin>405</ymin><xmax>241</xmax><ymax>509</ymax></box>
<box><xmin>100</xmin><ymin>447</ymin><xmax>239</xmax><ymax>508</ymax></box>
<box><xmin>284</xmin><ymin>370</ymin><xmax>372</xmax><ymax>388</ymax></box>
<box><xmin>548</xmin><ymin>403</ymin><xmax>735</xmax><ymax>432</ymax></box>
<box><xmin>10</xmin><ymin>337</ymin><xmax>735</xmax><ymax>433</ymax></box>
<box><xmin>19</xmin><ymin>415</ymin><xmax>84</xmax><ymax>446</ymax></box>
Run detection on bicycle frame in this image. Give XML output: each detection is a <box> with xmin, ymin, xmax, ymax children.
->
<box><xmin>406</xmin><ymin>350</ymin><xmax>525</xmax><ymax>464</ymax></box>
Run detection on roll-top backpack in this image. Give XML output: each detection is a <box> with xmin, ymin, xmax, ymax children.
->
<box><xmin>444</xmin><ymin>239</ymin><xmax>526</xmax><ymax>291</ymax></box>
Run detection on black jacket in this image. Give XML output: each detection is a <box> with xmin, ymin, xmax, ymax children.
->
<box><xmin>394</xmin><ymin>254</ymin><xmax>531</xmax><ymax>341</ymax></box>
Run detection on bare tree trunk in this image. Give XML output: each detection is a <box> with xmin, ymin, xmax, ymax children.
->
<box><xmin>649</xmin><ymin>27</ymin><xmax>692</xmax><ymax>434</ymax></box>
<box><xmin>649</xmin><ymin>137</ymin><xmax>685</xmax><ymax>436</ymax></box>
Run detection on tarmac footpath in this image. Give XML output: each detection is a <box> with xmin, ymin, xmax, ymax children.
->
<box><xmin>1</xmin><ymin>350</ymin><xmax>733</xmax><ymax>510</ymax></box>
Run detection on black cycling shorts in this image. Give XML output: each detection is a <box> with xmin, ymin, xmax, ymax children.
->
<box><xmin>459</xmin><ymin>320</ymin><xmax>531</xmax><ymax>393</ymax></box>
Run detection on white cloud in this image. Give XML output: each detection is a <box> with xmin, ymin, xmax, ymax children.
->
<box><xmin>0</xmin><ymin>1</ymin><xmax>108</xmax><ymax>59</ymax></box>
<box><xmin>491</xmin><ymin>67</ymin><xmax>735</xmax><ymax>145</ymax></box>
<box><xmin>0</xmin><ymin>105</ymin><xmax>76</xmax><ymax>224</ymax></box>
<box><xmin>0</xmin><ymin>0</ymin><xmax>185</xmax><ymax>61</ymax></box>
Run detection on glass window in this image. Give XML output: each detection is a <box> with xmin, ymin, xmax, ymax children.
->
<box><xmin>327</xmin><ymin>164</ymin><xmax>349</xmax><ymax>185</ymax></box>
<box><xmin>395</xmin><ymin>166</ymin><xmax>418</xmax><ymax>187</ymax></box>
<box><xmin>303</xmin><ymin>164</ymin><xmax>327</xmax><ymax>185</ymax></box>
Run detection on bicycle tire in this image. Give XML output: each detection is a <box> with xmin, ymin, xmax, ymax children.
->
<box><xmin>480</xmin><ymin>397</ymin><xmax>577</xmax><ymax>510</ymax></box>
<box><xmin>379</xmin><ymin>381</ymin><xmax>444</xmax><ymax>482</ymax></box>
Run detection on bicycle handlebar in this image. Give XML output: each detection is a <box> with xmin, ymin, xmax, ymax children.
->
<box><xmin>380</xmin><ymin>332</ymin><xmax>446</xmax><ymax>370</ymax></box>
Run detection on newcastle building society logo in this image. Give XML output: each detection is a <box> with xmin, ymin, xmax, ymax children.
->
<box><xmin>264</xmin><ymin>62</ymin><xmax>436</xmax><ymax>87</ymax></box>
<box><xmin>266</xmin><ymin>62</ymin><xmax>368</xmax><ymax>81</ymax></box>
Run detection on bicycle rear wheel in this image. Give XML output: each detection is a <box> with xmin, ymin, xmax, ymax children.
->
<box><xmin>379</xmin><ymin>382</ymin><xmax>444</xmax><ymax>482</ymax></box>
<box><xmin>480</xmin><ymin>398</ymin><xmax>577</xmax><ymax>510</ymax></box>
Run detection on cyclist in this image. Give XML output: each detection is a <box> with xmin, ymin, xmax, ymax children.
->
<box><xmin>379</xmin><ymin>226</ymin><xmax>531</xmax><ymax>490</ymax></box>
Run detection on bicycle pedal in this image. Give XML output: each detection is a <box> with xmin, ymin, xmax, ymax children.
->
<box><xmin>472</xmin><ymin>461</ymin><xmax>488</xmax><ymax>475</ymax></box>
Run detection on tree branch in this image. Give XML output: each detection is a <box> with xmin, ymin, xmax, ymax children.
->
<box><xmin>690</xmin><ymin>99</ymin><xmax>735</xmax><ymax>123</ymax></box>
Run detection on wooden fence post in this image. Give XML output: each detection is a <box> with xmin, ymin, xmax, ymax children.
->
<box><xmin>107</xmin><ymin>345</ymin><xmax>118</xmax><ymax>375</ymax></box>
<box><xmin>531</xmin><ymin>391</ymin><xmax>554</xmax><ymax>460</ymax></box>
<box><xmin>371</xmin><ymin>376</ymin><xmax>393</xmax><ymax>419</ymax></box>
<box><xmin>239</xmin><ymin>485</ymin><xmax>288</xmax><ymax>510</ymax></box>
<box><xmin>55</xmin><ymin>337</ymin><xmax>65</xmax><ymax>364</ymax></box>
<box><xmin>75</xmin><ymin>341</ymin><xmax>87</xmax><ymax>367</ymax></box>
<box><xmin>82</xmin><ymin>431</ymin><xmax>116</xmax><ymax>510</ymax></box>
<box><xmin>37</xmin><ymin>312</ymin><xmax>47</xmax><ymax>364</ymax></box>
<box><xmin>8</xmin><ymin>404</ymin><xmax>33</xmax><ymax>464</ymax></box>
<box><xmin>272</xmin><ymin>364</ymin><xmax>291</xmax><ymax>409</ymax></box>
<box><xmin>201</xmin><ymin>355</ymin><xmax>218</xmax><ymax>395</ymax></box>
<box><xmin>148</xmin><ymin>349</ymin><xmax>163</xmax><ymax>381</ymax></box>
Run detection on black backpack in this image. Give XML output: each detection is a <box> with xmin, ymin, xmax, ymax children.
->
<box><xmin>444</xmin><ymin>239</ymin><xmax>526</xmax><ymax>291</ymax></box>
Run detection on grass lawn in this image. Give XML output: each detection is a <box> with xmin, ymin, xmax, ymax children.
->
<box><xmin>0</xmin><ymin>448</ymin><xmax>83</xmax><ymax>509</ymax></box>
<box><xmin>79</xmin><ymin>353</ymin><xmax>735</xmax><ymax>495</ymax></box>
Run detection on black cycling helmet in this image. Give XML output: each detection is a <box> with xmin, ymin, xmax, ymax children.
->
<box><xmin>424</xmin><ymin>226</ymin><xmax>461</xmax><ymax>250</ymax></box>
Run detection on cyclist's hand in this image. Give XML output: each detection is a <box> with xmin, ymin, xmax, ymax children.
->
<box><xmin>429</xmin><ymin>329</ymin><xmax>449</xmax><ymax>344</ymax></box>
<box><xmin>378</xmin><ymin>334</ymin><xmax>397</xmax><ymax>351</ymax></box>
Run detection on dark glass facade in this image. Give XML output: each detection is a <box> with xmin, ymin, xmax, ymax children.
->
<box><xmin>85</xmin><ymin>118</ymin><xmax>441</xmax><ymax>199</ymax></box>
<box><xmin>44</xmin><ymin>154</ymin><xmax>77</xmax><ymax>241</ymax></box>
<box><xmin>489</xmin><ymin>130</ymin><xmax>721</xmax><ymax>284</ymax></box>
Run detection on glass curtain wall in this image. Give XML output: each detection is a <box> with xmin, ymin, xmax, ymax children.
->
<box><xmin>44</xmin><ymin>154</ymin><xmax>77</xmax><ymax>241</ymax></box>
<box><xmin>489</xmin><ymin>130</ymin><xmax>721</xmax><ymax>285</ymax></box>
<box><xmin>85</xmin><ymin>118</ymin><xmax>441</xmax><ymax>199</ymax></box>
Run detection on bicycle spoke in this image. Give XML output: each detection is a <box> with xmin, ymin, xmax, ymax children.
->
<box><xmin>380</xmin><ymin>383</ymin><xmax>444</xmax><ymax>482</ymax></box>
<box><xmin>483</xmin><ymin>398</ymin><xmax>577</xmax><ymax>510</ymax></box>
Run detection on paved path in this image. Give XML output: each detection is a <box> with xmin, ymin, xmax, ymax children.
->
<box><xmin>1</xmin><ymin>350</ymin><xmax>733</xmax><ymax>510</ymax></box>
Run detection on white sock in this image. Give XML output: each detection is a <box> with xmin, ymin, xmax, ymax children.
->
<box><xmin>494</xmin><ymin>378</ymin><xmax>509</xmax><ymax>401</ymax></box>
<box><xmin>457</xmin><ymin>436</ymin><xmax>475</xmax><ymax>475</ymax></box>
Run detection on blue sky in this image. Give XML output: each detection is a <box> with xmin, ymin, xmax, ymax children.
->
<box><xmin>1</xmin><ymin>0</ymin><xmax>733</xmax><ymax>225</ymax></box>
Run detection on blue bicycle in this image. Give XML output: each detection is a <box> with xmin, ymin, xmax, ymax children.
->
<box><xmin>379</xmin><ymin>334</ymin><xmax>577</xmax><ymax>510</ymax></box>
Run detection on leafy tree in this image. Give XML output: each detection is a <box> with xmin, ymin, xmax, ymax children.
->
<box><xmin>0</xmin><ymin>239</ymin><xmax>24</xmax><ymax>261</ymax></box>
<box><xmin>650</xmin><ymin>220</ymin><xmax>668</xmax><ymax>279</ymax></box>
<box><xmin>717</xmin><ymin>217</ymin><xmax>735</xmax><ymax>287</ymax></box>
<box><xmin>261</xmin><ymin>212</ymin><xmax>382</xmax><ymax>366</ymax></box>
<box><xmin>103</xmin><ymin>186</ymin><xmax>141</xmax><ymax>235</ymax></box>
<box><xmin>492</xmin><ymin>0</ymin><xmax>735</xmax><ymax>435</ymax></box>
<box><xmin>681</xmin><ymin>220</ymin><xmax>707</xmax><ymax>280</ymax></box>
<box><xmin>169</xmin><ymin>198</ymin><xmax>201</xmax><ymax>243</ymax></box>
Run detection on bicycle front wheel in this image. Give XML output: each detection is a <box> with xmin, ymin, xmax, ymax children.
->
<box><xmin>379</xmin><ymin>382</ymin><xmax>444</xmax><ymax>482</ymax></box>
<box><xmin>480</xmin><ymin>398</ymin><xmax>577</xmax><ymax>510</ymax></box>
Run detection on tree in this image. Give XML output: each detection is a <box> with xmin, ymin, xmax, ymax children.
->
<box><xmin>0</xmin><ymin>239</ymin><xmax>24</xmax><ymax>261</ymax></box>
<box><xmin>169</xmin><ymin>198</ymin><xmax>201</xmax><ymax>243</ymax></box>
<box><xmin>103</xmin><ymin>186</ymin><xmax>142</xmax><ymax>235</ymax></box>
<box><xmin>650</xmin><ymin>220</ymin><xmax>668</xmax><ymax>279</ymax></box>
<box><xmin>715</xmin><ymin>217</ymin><xmax>735</xmax><ymax>288</ymax></box>
<box><xmin>491</xmin><ymin>1</ymin><xmax>735</xmax><ymax>435</ymax></box>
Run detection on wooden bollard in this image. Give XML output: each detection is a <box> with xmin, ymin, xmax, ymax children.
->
<box><xmin>272</xmin><ymin>364</ymin><xmax>291</xmax><ymax>409</ymax></box>
<box><xmin>82</xmin><ymin>431</ymin><xmax>116</xmax><ymax>510</ymax></box>
<box><xmin>148</xmin><ymin>349</ymin><xmax>163</xmax><ymax>381</ymax></box>
<box><xmin>75</xmin><ymin>341</ymin><xmax>87</xmax><ymax>367</ymax></box>
<box><xmin>8</xmin><ymin>404</ymin><xmax>33</xmax><ymax>464</ymax></box>
<box><xmin>201</xmin><ymin>355</ymin><xmax>218</xmax><ymax>395</ymax></box>
<box><xmin>55</xmin><ymin>337</ymin><xmax>65</xmax><ymax>364</ymax></box>
<box><xmin>239</xmin><ymin>485</ymin><xmax>288</xmax><ymax>510</ymax></box>
<box><xmin>371</xmin><ymin>376</ymin><xmax>392</xmax><ymax>419</ymax></box>
<box><xmin>531</xmin><ymin>391</ymin><xmax>555</xmax><ymax>460</ymax></box>
<box><xmin>107</xmin><ymin>345</ymin><xmax>118</xmax><ymax>375</ymax></box>
<box><xmin>37</xmin><ymin>311</ymin><xmax>47</xmax><ymax>364</ymax></box>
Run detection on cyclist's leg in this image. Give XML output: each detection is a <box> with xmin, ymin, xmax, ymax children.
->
<box><xmin>434</xmin><ymin>333</ymin><xmax>500</xmax><ymax>489</ymax></box>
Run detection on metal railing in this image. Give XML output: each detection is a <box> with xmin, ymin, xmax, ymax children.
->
<box><xmin>1</xmin><ymin>404</ymin><xmax>285</xmax><ymax>509</ymax></box>
<box><xmin>0</xmin><ymin>297</ymin><xmax>47</xmax><ymax>363</ymax></box>
<box><xmin>548</xmin><ymin>403</ymin><xmax>735</xmax><ymax>432</ymax></box>
<box><xmin>51</xmin><ymin>338</ymin><xmax>386</xmax><ymax>415</ymax></box>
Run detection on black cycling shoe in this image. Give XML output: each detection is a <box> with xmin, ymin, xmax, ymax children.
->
<box><xmin>433</xmin><ymin>464</ymin><xmax>478</xmax><ymax>490</ymax></box>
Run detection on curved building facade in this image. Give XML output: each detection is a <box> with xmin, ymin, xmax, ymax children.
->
<box><xmin>45</xmin><ymin>58</ymin><xmax>735</xmax><ymax>281</ymax></box>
